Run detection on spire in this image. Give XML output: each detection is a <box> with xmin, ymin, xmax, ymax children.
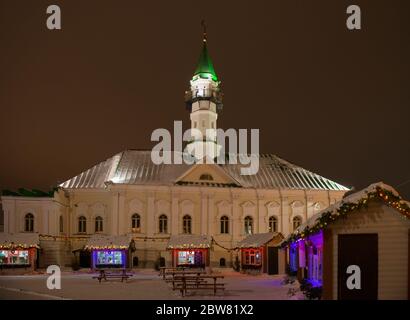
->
<box><xmin>193</xmin><ymin>20</ymin><xmax>218</xmax><ymax>82</ymax></box>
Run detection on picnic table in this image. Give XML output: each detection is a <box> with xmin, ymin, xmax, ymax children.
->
<box><xmin>159</xmin><ymin>266</ymin><xmax>187</xmax><ymax>279</ymax></box>
<box><xmin>172</xmin><ymin>274</ymin><xmax>225</xmax><ymax>296</ymax></box>
<box><xmin>92</xmin><ymin>268</ymin><xmax>133</xmax><ymax>283</ymax></box>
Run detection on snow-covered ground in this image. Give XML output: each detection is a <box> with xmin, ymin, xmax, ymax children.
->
<box><xmin>0</xmin><ymin>269</ymin><xmax>304</xmax><ymax>300</ymax></box>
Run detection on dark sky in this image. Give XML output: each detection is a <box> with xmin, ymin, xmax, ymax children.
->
<box><xmin>0</xmin><ymin>1</ymin><xmax>409</xmax><ymax>198</ymax></box>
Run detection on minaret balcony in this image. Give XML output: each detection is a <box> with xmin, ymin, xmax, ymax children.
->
<box><xmin>185</xmin><ymin>90</ymin><xmax>223</xmax><ymax>111</ymax></box>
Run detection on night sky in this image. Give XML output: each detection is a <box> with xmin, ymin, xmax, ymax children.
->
<box><xmin>0</xmin><ymin>1</ymin><xmax>409</xmax><ymax>198</ymax></box>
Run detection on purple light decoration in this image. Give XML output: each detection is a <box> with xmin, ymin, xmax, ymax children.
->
<box><xmin>307</xmin><ymin>230</ymin><xmax>323</xmax><ymax>247</ymax></box>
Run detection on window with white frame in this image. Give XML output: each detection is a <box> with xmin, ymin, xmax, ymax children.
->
<box><xmin>269</xmin><ymin>216</ymin><xmax>278</xmax><ymax>232</ymax></box>
<box><xmin>24</xmin><ymin>213</ymin><xmax>34</xmax><ymax>232</ymax></box>
<box><xmin>131</xmin><ymin>213</ymin><xmax>141</xmax><ymax>232</ymax></box>
<box><xmin>182</xmin><ymin>215</ymin><xmax>192</xmax><ymax>234</ymax></box>
<box><xmin>95</xmin><ymin>216</ymin><xmax>103</xmax><ymax>233</ymax></box>
<box><xmin>220</xmin><ymin>216</ymin><xmax>229</xmax><ymax>234</ymax></box>
<box><xmin>244</xmin><ymin>216</ymin><xmax>253</xmax><ymax>235</ymax></box>
<box><xmin>159</xmin><ymin>214</ymin><xmax>168</xmax><ymax>234</ymax></box>
<box><xmin>292</xmin><ymin>216</ymin><xmax>302</xmax><ymax>231</ymax></box>
<box><xmin>78</xmin><ymin>216</ymin><xmax>87</xmax><ymax>233</ymax></box>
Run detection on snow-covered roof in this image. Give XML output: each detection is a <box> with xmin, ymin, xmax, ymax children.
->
<box><xmin>84</xmin><ymin>234</ymin><xmax>132</xmax><ymax>250</ymax></box>
<box><xmin>237</xmin><ymin>232</ymin><xmax>283</xmax><ymax>248</ymax></box>
<box><xmin>59</xmin><ymin>150</ymin><xmax>348</xmax><ymax>191</ymax></box>
<box><xmin>285</xmin><ymin>182</ymin><xmax>410</xmax><ymax>243</ymax></box>
<box><xmin>0</xmin><ymin>233</ymin><xmax>40</xmax><ymax>249</ymax></box>
<box><xmin>167</xmin><ymin>235</ymin><xmax>212</xmax><ymax>249</ymax></box>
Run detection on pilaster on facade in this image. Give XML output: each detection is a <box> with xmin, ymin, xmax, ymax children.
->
<box><xmin>231</xmin><ymin>192</ymin><xmax>241</xmax><ymax>242</ymax></box>
<box><xmin>146</xmin><ymin>192</ymin><xmax>156</xmax><ymax>237</ymax></box>
<box><xmin>171</xmin><ymin>191</ymin><xmax>179</xmax><ymax>235</ymax></box>
<box><xmin>207</xmin><ymin>194</ymin><xmax>215</xmax><ymax>236</ymax></box>
<box><xmin>280</xmin><ymin>194</ymin><xmax>290</xmax><ymax>236</ymax></box>
<box><xmin>256</xmin><ymin>191</ymin><xmax>266</xmax><ymax>233</ymax></box>
<box><xmin>200</xmin><ymin>191</ymin><xmax>208</xmax><ymax>235</ymax></box>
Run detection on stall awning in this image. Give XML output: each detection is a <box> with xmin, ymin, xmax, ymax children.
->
<box><xmin>84</xmin><ymin>234</ymin><xmax>132</xmax><ymax>250</ymax></box>
<box><xmin>237</xmin><ymin>232</ymin><xmax>283</xmax><ymax>249</ymax></box>
<box><xmin>0</xmin><ymin>233</ymin><xmax>40</xmax><ymax>249</ymax></box>
<box><xmin>167</xmin><ymin>235</ymin><xmax>212</xmax><ymax>249</ymax></box>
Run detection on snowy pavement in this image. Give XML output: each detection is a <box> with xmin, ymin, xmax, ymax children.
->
<box><xmin>0</xmin><ymin>269</ymin><xmax>304</xmax><ymax>300</ymax></box>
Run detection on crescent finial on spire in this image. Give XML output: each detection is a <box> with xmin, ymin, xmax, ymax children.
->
<box><xmin>201</xmin><ymin>19</ymin><xmax>207</xmax><ymax>43</ymax></box>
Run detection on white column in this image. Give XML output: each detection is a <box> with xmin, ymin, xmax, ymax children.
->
<box><xmin>111</xmin><ymin>193</ymin><xmax>119</xmax><ymax>235</ymax></box>
<box><xmin>281</xmin><ymin>195</ymin><xmax>290</xmax><ymax>236</ymax></box>
<box><xmin>9</xmin><ymin>200</ymin><xmax>16</xmax><ymax>233</ymax></box>
<box><xmin>232</xmin><ymin>194</ymin><xmax>241</xmax><ymax>242</ymax></box>
<box><xmin>257</xmin><ymin>194</ymin><xmax>265</xmax><ymax>233</ymax></box>
<box><xmin>201</xmin><ymin>193</ymin><xmax>208</xmax><ymax>235</ymax></box>
<box><xmin>171</xmin><ymin>192</ymin><xmax>179</xmax><ymax>235</ymax></box>
<box><xmin>147</xmin><ymin>193</ymin><xmax>155</xmax><ymax>236</ymax></box>
<box><xmin>42</xmin><ymin>206</ymin><xmax>49</xmax><ymax>234</ymax></box>
<box><xmin>117</xmin><ymin>193</ymin><xmax>124</xmax><ymax>235</ymax></box>
<box><xmin>3</xmin><ymin>203</ymin><xmax>10</xmax><ymax>233</ymax></box>
<box><xmin>207</xmin><ymin>194</ymin><xmax>215</xmax><ymax>236</ymax></box>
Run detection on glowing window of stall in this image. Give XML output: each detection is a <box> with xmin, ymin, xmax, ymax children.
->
<box><xmin>177</xmin><ymin>251</ymin><xmax>195</xmax><ymax>265</ymax></box>
<box><xmin>96</xmin><ymin>250</ymin><xmax>123</xmax><ymax>266</ymax></box>
<box><xmin>243</xmin><ymin>249</ymin><xmax>262</xmax><ymax>266</ymax></box>
<box><xmin>0</xmin><ymin>250</ymin><xmax>29</xmax><ymax>265</ymax></box>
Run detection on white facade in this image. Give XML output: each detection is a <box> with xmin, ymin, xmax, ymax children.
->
<box><xmin>0</xmin><ymin>35</ymin><xmax>348</xmax><ymax>268</ymax></box>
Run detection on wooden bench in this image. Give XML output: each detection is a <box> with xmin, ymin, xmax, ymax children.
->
<box><xmin>92</xmin><ymin>269</ymin><xmax>134</xmax><ymax>283</ymax></box>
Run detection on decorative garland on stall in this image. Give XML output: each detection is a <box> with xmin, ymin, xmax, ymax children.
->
<box><xmin>281</xmin><ymin>186</ymin><xmax>410</xmax><ymax>247</ymax></box>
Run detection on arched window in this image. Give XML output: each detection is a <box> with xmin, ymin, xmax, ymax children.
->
<box><xmin>199</xmin><ymin>173</ymin><xmax>213</xmax><ymax>181</ymax></box>
<box><xmin>220</xmin><ymin>216</ymin><xmax>229</xmax><ymax>234</ymax></box>
<box><xmin>183</xmin><ymin>215</ymin><xmax>192</xmax><ymax>234</ymax></box>
<box><xmin>159</xmin><ymin>214</ymin><xmax>168</xmax><ymax>234</ymax></box>
<box><xmin>59</xmin><ymin>215</ymin><xmax>64</xmax><ymax>233</ymax></box>
<box><xmin>78</xmin><ymin>216</ymin><xmax>87</xmax><ymax>233</ymax></box>
<box><xmin>131</xmin><ymin>213</ymin><xmax>141</xmax><ymax>231</ymax></box>
<box><xmin>95</xmin><ymin>216</ymin><xmax>103</xmax><ymax>233</ymax></box>
<box><xmin>269</xmin><ymin>216</ymin><xmax>278</xmax><ymax>232</ymax></box>
<box><xmin>24</xmin><ymin>213</ymin><xmax>34</xmax><ymax>232</ymax></box>
<box><xmin>293</xmin><ymin>216</ymin><xmax>302</xmax><ymax>231</ymax></box>
<box><xmin>244</xmin><ymin>216</ymin><xmax>253</xmax><ymax>235</ymax></box>
<box><xmin>219</xmin><ymin>258</ymin><xmax>226</xmax><ymax>267</ymax></box>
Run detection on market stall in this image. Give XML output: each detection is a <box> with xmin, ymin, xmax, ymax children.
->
<box><xmin>167</xmin><ymin>235</ymin><xmax>211</xmax><ymax>268</ymax></box>
<box><xmin>0</xmin><ymin>233</ymin><xmax>40</xmax><ymax>274</ymax></box>
<box><xmin>85</xmin><ymin>234</ymin><xmax>133</xmax><ymax>269</ymax></box>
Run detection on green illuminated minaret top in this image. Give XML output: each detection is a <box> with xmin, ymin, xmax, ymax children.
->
<box><xmin>193</xmin><ymin>21</ymin><xmax>218</xmax><ymax>82</ymax></box>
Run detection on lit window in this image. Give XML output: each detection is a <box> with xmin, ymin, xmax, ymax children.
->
<box><xmin>177</xmin><ymin>250</ymin><xmax>204</xmax><ymax>267</ymax></box>
<box><xmin>244</xmin><ymin>216</ymin><xmax>253</xmax><ymax>235</ymax></box>
<box><xmin>96</xmin><ymin>250</ymin><xmax>124</xmax><ymax>268</ymax></box>
<box><xmin>159</xmin><ymin>214</ymin><xmax>168</xmax><ymax>233</ymax></box>
<box><xmin>243</xmin><ymin>249</ymin><xmax>262</xmax><ymax>266</ymax></box>
<box><xmin>131</xmin><ymin>213</ymin><xmax>141</xmax><ymax>232</ymax></box>
<box><xmin>220</xmin><ymin>216</ymin><xmax>229</xmax><ymax>234</ymax></box>
<box><xmin>95</xmin><ymin>216</ymin><xmax>103</xmax><ymax>233</ymax></box>
<box><xmin>24</xmin><ymin>213</ymin><xmax>34</xmax><ymax>232</ymax></box>
<box><xmin>269</xmin><ymin>216</ymin><xmax>278</xmax><ymax>232</ymax></box>
<box><xmin>183</xmin><ymin>215</ymin><xmax>192</xmax><ymax>234</ymax></box>
<box><xmin>78</xmin><ymin>216</ymin><xmax>87</xmax><ymax>233</ymax></box>
<box><xmin>0</xmin><ymin>250</ymin><xmax>29</xmax><ymax>265</ymax></box>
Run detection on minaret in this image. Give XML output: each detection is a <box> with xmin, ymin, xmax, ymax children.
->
<box><xmin>184</xmin><ymin>22</ymin><xmax>223</xmax><ymax>161</ymax></box>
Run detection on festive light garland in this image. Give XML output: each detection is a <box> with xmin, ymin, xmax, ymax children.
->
<box><xmin>282</xmin><ymin>186</ymin><xmax>410</xmax><ymax>247</ymax></box>
<box><xmin>0</xmin><ymin>244</ymin><xmax>40</xmax><ymax>250</ymax></box>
